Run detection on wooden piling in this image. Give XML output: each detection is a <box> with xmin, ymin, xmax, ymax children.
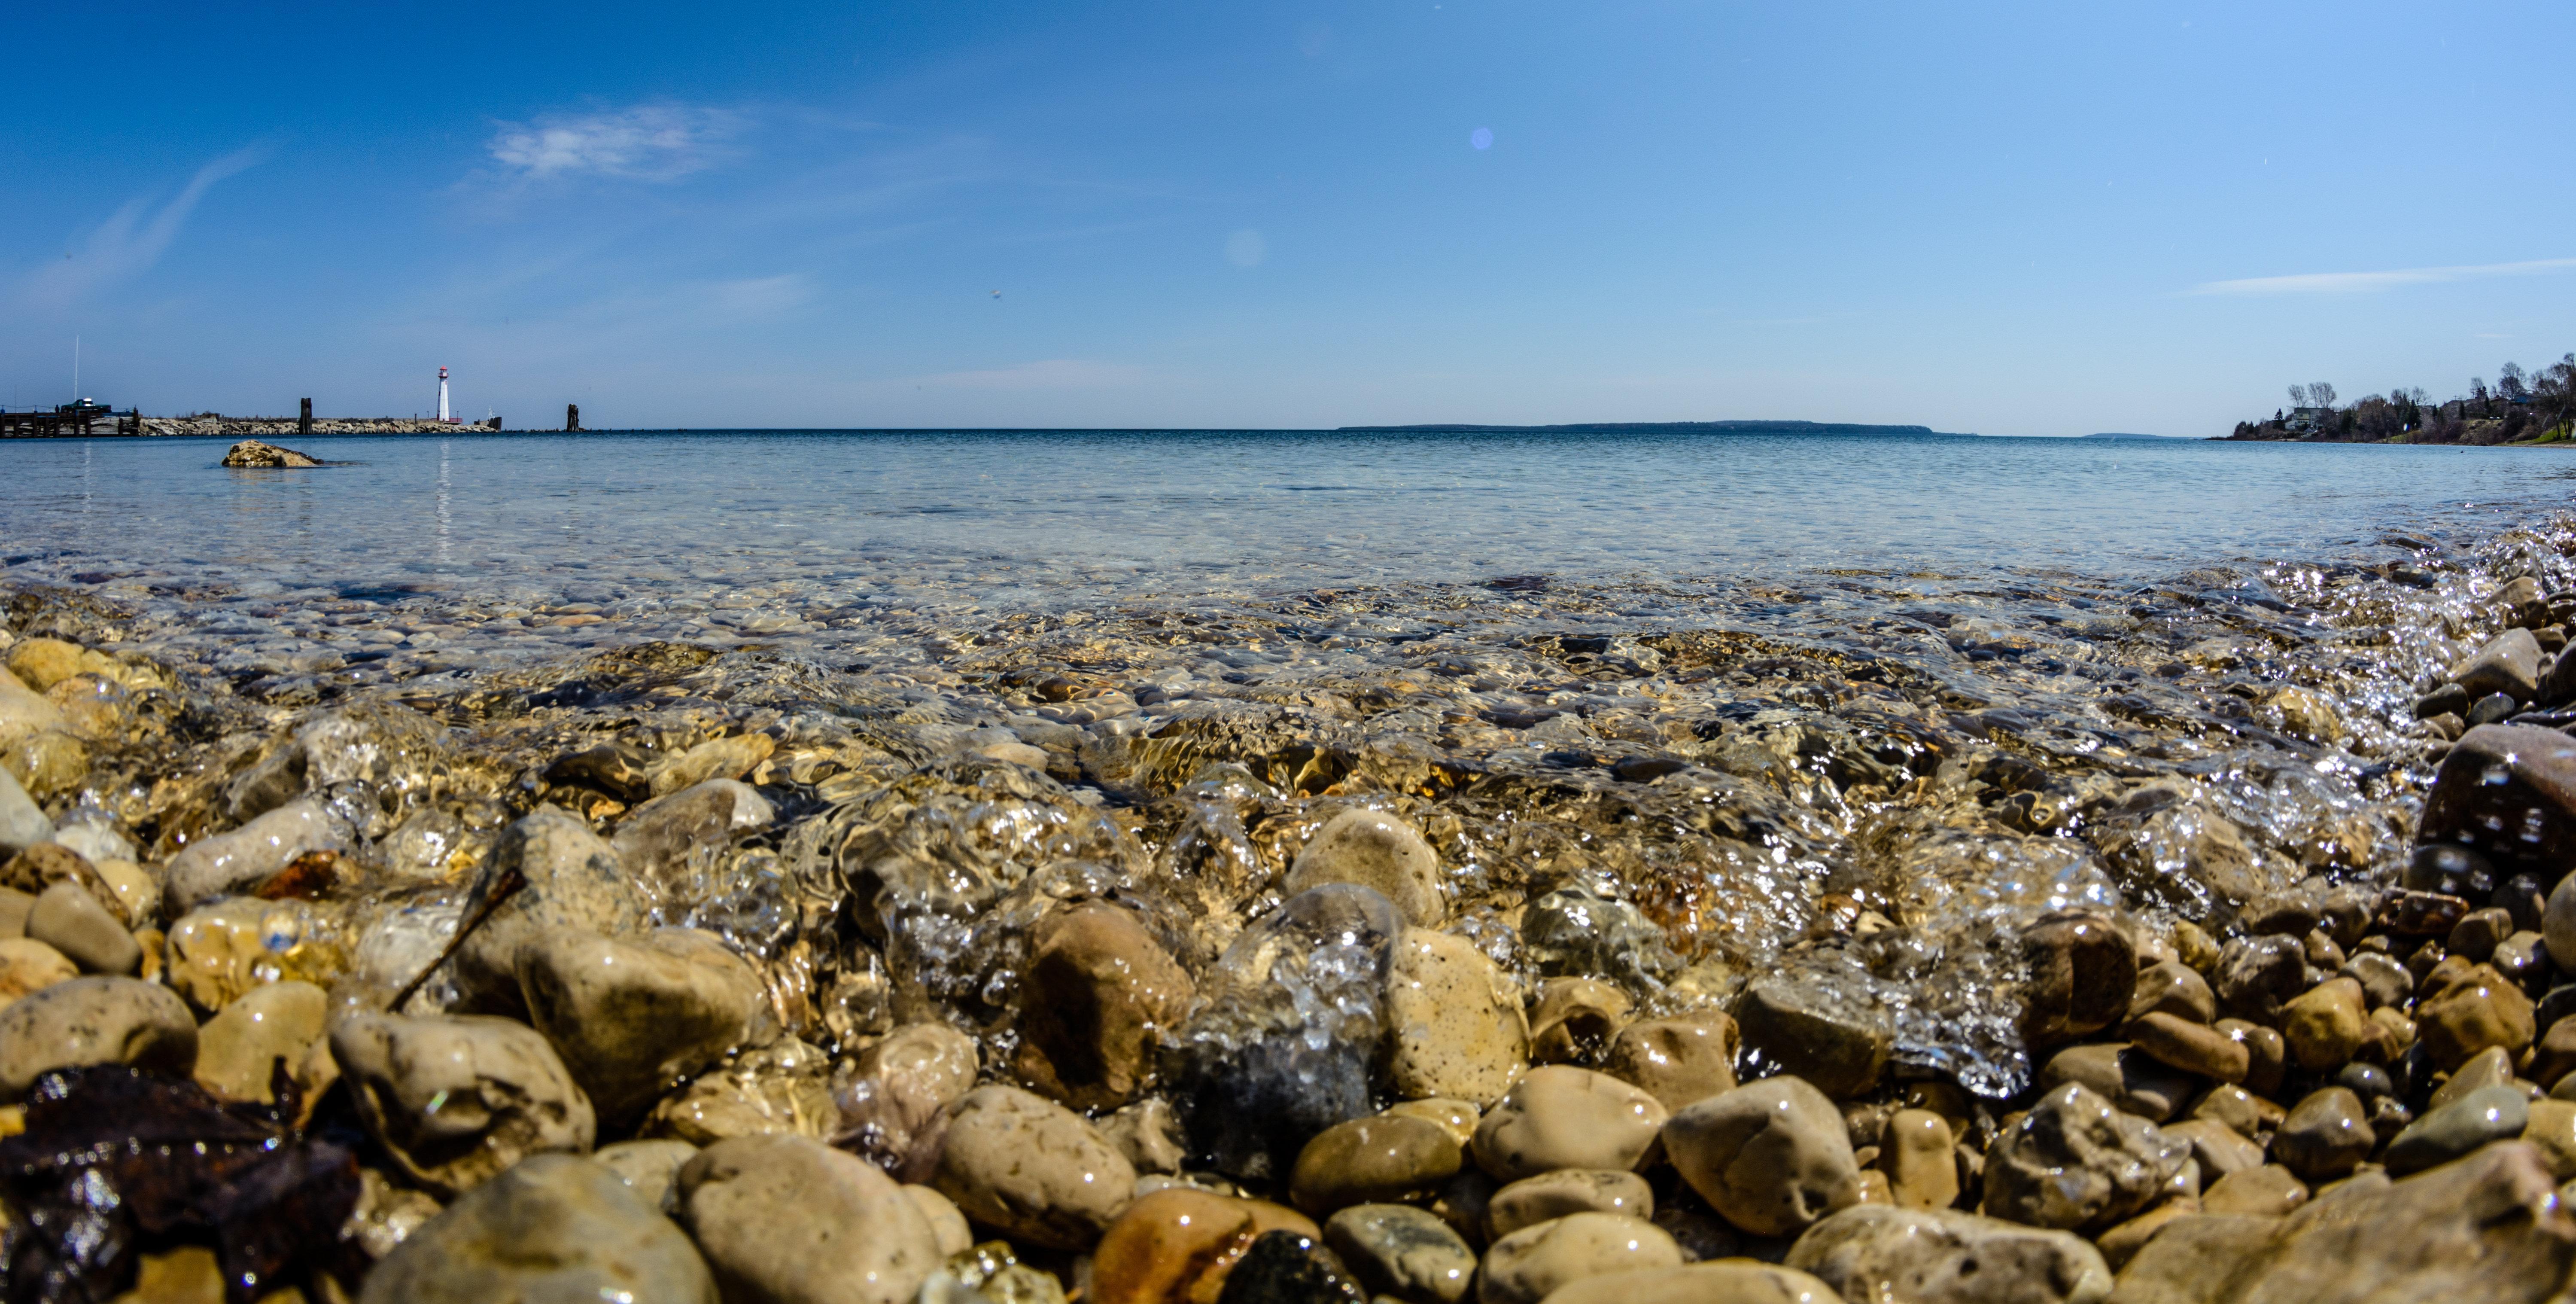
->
<box><xmin>567</xmin><ymin>403</ymin><xmax>581</xmax><ymax>432</ymax></box>
<box><xmin>298</xmin><ymin>398</ymin><xmax>312</xmax><ymax>437</ymax></box>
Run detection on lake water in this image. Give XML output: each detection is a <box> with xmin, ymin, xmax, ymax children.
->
<box><xmin>5</xmin><ymin>430</ymin><xmax>2570</xmax><ymax>626</ymax></box>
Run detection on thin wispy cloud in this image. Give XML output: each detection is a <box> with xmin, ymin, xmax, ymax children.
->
<box><xmin>2192</xmin><ymin>257</ymin><xmax>2576</xmax><ymax>296</ymax></box>
<box><xmin>21</xmin><ymin>147</ymin><xmax>265</xmax><ymax>308</ymax></box>
<box><xmin>487</xmin><ymin>105</ymin><xmax>742</xmax><ymax>180</ymax></box>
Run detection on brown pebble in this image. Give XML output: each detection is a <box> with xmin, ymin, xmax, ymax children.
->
<box><xmin>2415</xmin><ymin>963</ymin><xmax>2536</xmax><ymax>1071</ymax></box>
<box><xmin>2126</xmin><ymin>1012</ymin><xmax>2249</xmax><ymax>1083</ymax></box>
<box><xmin>1089</xmin><ymin>1188</ymin><xmax>1317</xmax><ymax>1304</ymax></box>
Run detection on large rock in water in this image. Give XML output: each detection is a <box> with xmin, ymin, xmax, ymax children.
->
<box><xmin>2418</xmin><ymin>725</ymin><xmax>2576</xmax><ymax>879</ymax></box>
<box><xmin>221</xmin><ymin>439</ymin><xmax>321</xmax><ymax>468</ymax></box>
<box><xmin>2108</xmin><ymin>1142</ymin><xmax>2576</xmax><ymax>1303</ymax></box>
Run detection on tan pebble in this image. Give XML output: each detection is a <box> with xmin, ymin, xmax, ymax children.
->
<box><xmin>2524</xmin><ymin>1099</ymin><xmax>2576</xmax><ymax>1182</ymax></box>
<box><xmin>2280</xmin><ymin>978</ymin><xmax>2371</xmax><ymax>1072</ymax></box>
<box><xmin>1603</xmin><ymin>1014</ymin><xmax>1739</xmax><ymax>1112</ymax></box>
<box><xmin>2219</xmin><ymin>1019</ymin><xmax>2285</xmax><ymax>1097</ymax></box>
<box><xmin>675</xmin><ymin>1133</ymin><xmax>940</xmax><ymax>1304</ymax></box>
<box><xmin>2160</xmin><ymin>1118</ymin><xmax>2263</xmax><ymax>1176</ymax></box>
<box><xmin>1471</xmin><ymin>1066</ymin><xmax>1666</xmax><ymax>1182</ymax></box>
<box><xmin>1384</xmin><ymin>1098</ymin><xmax>1481</xmax><ymax>1148</ymax></box>
<box><xmin>2187</xmin><ymin>1084</ymin><xmax>2283</xmax><ymax>1142</ymax></box>
<box><xmin>1285</xmin><ymin>807</ymin><xmax>1445</xmax><ymax>926</ymax></box>
<box><xmin>1477</xmin><ymin>1213</ymin><xmax>1681</xmax><ymax>1304</ymax></box>
<box><xmin>2415</xmin><ymin>963</ymin><xmax>2536</xmax><ymax>1071</ymax></box>
<box><xmin>1089</xmin><ymin>1187</ymin><xmax>1317</xmax><ymax>1304</ymax></box>
<box><xmin>1484</xmin><ymin>1170</ymin><xmax>1653</xmax><ymax>1240</ymax></box>
<box><xmin>1291</xmin><ymin>1115</ymin><xmax>1462</xmax><ymax>1216</ymax></box>
<box><xmin>1387</xmin><ymin>929</ymin><xmax>1529</xmax><ymax>1105</ymax></box>
<box><xmin>2125</xmin><ymin>1012</ymin><xmax>2249</xmax><ymax>1083</ymax></box>
<box><xmin>1662</xmin><ymin>1075</ymin><xmax>1861</xmax><ymax>1237</ymax></box>
<box><xmin>1013</xmin><ymin>902</ymin><xmax>1195</xmax><ymax>1111</ymax></box>
<box><xmin>0</xmin><ymin>936</ymin><xmax>75</xmax><ymax>1008</ymax></box>
<box><xmin>2199</xmin><ymin>1164</ymin><xmax>2308</xmax><ymax>1217</ymax></box>
<box><xmin>0</xmin><ymin>888</ymin><xmax>30</xmax><ymax>939</ymax></box>
<box><xmin>1527</xmin><ymin>978</ymin><xmax>1633</xmax><ymax>1065</ymax></box>
<box><xmin>193</xmin><ymin>979</ymin><xmax>330</xmax><ymax>1104</ymax></box>
<box><xmin>904</xmin><ymin>1183</ymin><xmax>975</xmax><ymax>1256</ymax></box>
<box><xmin>931</xmin><ymin>1085</ymin><xmax>1136</xmax><ymax>1249</ymax></box>
<box><xmin>1878</xmin><ymin>1109</ymin><xmax>1958</xmax><ymax>1210</ymax></box>
<box><xmin>2095</xmin><ymin>1197</ymin><xmax>2199</xmax><ymax>1270</ymax></box>
<box><xmin>2128</xmin><ymin>959</ymin><xmax>2217</xmax><ymax>1024</ymax></box>
<box><xmin>0</xmin><ymin>975</ymin><xmax>196</xmax><ymax>1101</ymax></box>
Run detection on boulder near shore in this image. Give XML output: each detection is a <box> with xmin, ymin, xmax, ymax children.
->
<box><xmin>221</xmin><ymin>439</ymin><xmax>321</xmax><ymax>468</ymax></box>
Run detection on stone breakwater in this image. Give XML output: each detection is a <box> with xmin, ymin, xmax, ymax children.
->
<box><xmin>141</xmin><ymin>417</ymin><xmax>499</xmax><ymax>436</ymax></box>
<box><xmin>6</xmin><ymin>516</ymin><xmax>2576</xmax><ymax>1301</ymax></box>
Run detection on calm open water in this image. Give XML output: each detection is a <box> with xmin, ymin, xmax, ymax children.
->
<box><xmin>6</xmin><ymin>431</ymin><xmax>2571</xmax><ymax>610</ymax></box>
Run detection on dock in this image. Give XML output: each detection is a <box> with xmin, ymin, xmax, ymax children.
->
<box><xmin>0</xmin><ymin>403</ymin><xmax>141</xmax><ymax>438</ymax></box>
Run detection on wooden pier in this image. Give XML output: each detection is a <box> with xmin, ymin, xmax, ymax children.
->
<box><xmin>0</xmin><ymin>403</ymin><xmax>140</xmax><ymax>438</ymax></box>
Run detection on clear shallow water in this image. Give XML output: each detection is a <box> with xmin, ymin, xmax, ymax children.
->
<box><xmin>6</xmin><ymin>430</ymin><xmax>2572</xmax><ymax>612</ymax></box>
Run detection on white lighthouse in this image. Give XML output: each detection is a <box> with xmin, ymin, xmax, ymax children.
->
<box><xmin>437</xmin><ymin>366</ymin><xmax>451</xmax><ymax>423</ymax></box>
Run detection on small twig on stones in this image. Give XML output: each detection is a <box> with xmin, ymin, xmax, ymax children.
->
<box><xmin>389</xmin><ymin>866</ymin><xmax>527</xmax><ymax>1012</ymax></box>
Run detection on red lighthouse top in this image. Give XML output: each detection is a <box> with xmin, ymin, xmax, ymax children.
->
<box><xmin>439</xmin><ymin>366</ymin><xmax>449</xmax><ymax>380</ymax></box>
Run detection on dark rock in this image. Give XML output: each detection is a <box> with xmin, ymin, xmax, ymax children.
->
<box><xmin>2238</xmin><ymin>892</ymin><xmax>2321</xmax><ymax>939</ymax></box>
<box><xmin>2405</xmin><ymin>843</ymin><xmax>2495</xmax><ymax>899</ymax></box>
<box><xmin>1735</xmin><ymin>972</ymin><xmax>1892</xmax><ymax>1099</ymax></box>
<box><xmin>1214</xmin><ymin>1231</ymin><xmax>1365</xmax><ymax>1304</ymax></box>
<box><xmin>2471</xmin><ymin>692</ymin><xmax>2520</xmax><ymax>725</ymax></box>
<box><xmin>2037</xmin><ymin>1042</ymin><xmax>2196</xmax><ymax>1122</ymax></box>
<box><xmin>2497</xmin><ymin>874</ymin><xmax>2549</xmax><ymax>935</ymax></box>
<box><xmin>2214</xmin><ymin>934</ymin><xmax>2309</xmax><ymax>1025</ymax></box>
<box><xmin>543</xmin><ymin>741</ymin><xmax>657</xmax><ymax>801</ymax></box>
<box><xmin>2418</xmin><ymin>725</ymin><xmax>2576</xmax><ymax>878</ymax></box>
<box><xmin>2413</xmin><ymin>684</ymin><xmax>2471</xmax><ymax>719</ymax></box>
<box><xmin>2019</xmin><ymin>909</ymin><xmax>2136</xmax><ymax>1047</ymax></box>
<box><xmin>2376</xmin><ymin>889</ymin><xmax>2471</xmax><ymax>938</ymax></box>
<box><xmin>2334</xmin><ymin>1061</ymin><xmax>2394</xmax><ymax>1102</ymax></box>
<box><xmin>2272</xmin><ymin>1087</ymin><xmax>2373</xmax><ymax>1182</ymax></box>
<box><xmin>2385</xmin><ymin>1085</ymin><xmax>2528</xmax><ymax>1176</ymax></box>
<box><xmin>1519</xmin><ymin>887</ymin><xmax>1680</xmax><ymax>989</ymax></box>
<box><xmin>2449</xmin><ymin>907</ymin><xmax>2516</xmax><ymax>963</ymax></box>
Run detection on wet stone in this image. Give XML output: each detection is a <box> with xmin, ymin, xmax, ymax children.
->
<box><xmin>1322</xmin><ymin>1203</ymin><xmax>1476</xmax><ymax>1304</ymax></box>
<box><xmin>595</xmin><ymin>1137</ymin><xmax>701</xmax><ymax>1211</ymax></box>
<box><xmin>162</xmin><ymin>796</ymin><xmax>345</xmax><ymax>909</ymax></box>
<box><xmin>2126</xmin><ymin>1011</ymin><xmax>2250</xmax><ymax>1083</ymax></box>
<box><xmin>675</xmin><ymin>1133</ymin><xmax>943</xmax><ymax>1304</ymax></box>
<box><xmin>2019</xmin><ymin>908</ymin><xmax>2137</xmax><ymax>1047</ymax></box>
<box><xmin>2271</xmin><ymin>1086</ymin><xmax>2374</xmax><ymax>1182</ymax></box>
<box><xmin>1602</xmin><ymin>1012</ymin><xmax>1738</xmax><ymax>1113</ymax></box>
<box><xmin>24</xmin><ymin>881</ymin><xmax>135</xmax><ymax>975</ymax></box>
<box><xmin>645</xmin><ymin>1035</ymin><xmax>837</xmax><ymax>1146</ymax></box>
<box><xmin>359</xmin><ymin>1154</ymin><xmax>716</xmax><ymax>1304</ymax></box>
<box><xmin>2449</xmin><ymin>906</ymin><xmax>2517</xmax><ymax>963</ymax></box>
<box><xmin>2163</xmin><ymin>1118</ymin><xmax>2264</xmax><ymax>1176</ymax></box>
<box><xmin>0</xmin><ymin>974</ymin><xmax>195</xmax><ymax>1100</ymax></box>
<box><xmin>2427</xmin><ymin>1044</ymin><xmax>2515</xmax><ymax>1111</ymax></box>
<box><xmin>1383</xmin><ymin>927</ymin><xmax>1528</xmax><ymax>1106</ymax></box>
<box><xmin>451</xmin><ymin>806</ymin><xmax>647</xmax><ymax>1009</ymax></box>
<box><xmin>0</xmin><ymin>936</ymin><xmax>76</xmax><ymax>1008</ymax></box>
<box><xmin>1470</xmin><ymin>1066</ymin><xmax>1667</xmax><ymax>1182</ymax></box>
<box><xmin>2385</xmin><ymin>1084</ymin><xmax>2530</xmax><ymax>1175</ymax></box>
<box><xmin>2340</xmin><ymin>951</ymin><xmax>2414</xmax><ymax>1009</ymax></box>
<box><xmin>1484</xmin><ymin>1169</ymin><xmax>1653</xmax><ymax>1240</ymax></box>
<box><xmin>1283</xmin><ymin>807</ymin><xmax>1445</xmax><ymax>927</ymax></box>
<box><xmin>1014</xmin><ymin>901</ymin><xmax>1195</xmax><ymax>1110</ymax></box>
<box><xmin>931</xmin><ymin>1085</ymin><xmax>1137</xmax><ymax>1249</ymax></box>
<box><xmin>2199</xmin><ymin>1164</ymin><xmax>2308</xmax><ymax>1217</ymax></box>
<box><xmin>1980</xmin><ymin>1082</ymin><xmax>2188</xmax><ymax>1232</ymax></box>
<box><xmin>1878</xmin><ymin>1108</ymin><xmax>1959</xmax><ymax>1210</ymax></box>
<box><xmin>2037</xmin><ymin>1042</ymin><xmax>2194</xmax><ymax>1122</ymax></box>
<box><xmin>331</xmin><ymin>1009</ymin><xmax>596</xmax><ymax>1196</ymax></box>
<box><xmin>2416</xmin><ymin>962</ymin><xmax>2536</xmax><ymax>1070</ymax></box>
<box><xmin>2213</xmin><ymin>934</ymin><xmax>2308</xmax><ymax>1026</ymax></box>
<box><xmin>511</xmin><ymin>926</ymin><xmax>767</xmax><ymax>1127</ymax></box>
<box><xmin>1527</xmin><ymin>977</ymin><xmax>1633</xmax><ymax>1066</ymax></box>
<box><xmin>1662</xmin><ymin>1075</ymin><xmax>1860</xmax><ymax>1238</ymax></box>
<box><xmin>1476</xmin><ymin>1212</ymin><xmax>1681</xmax><ymax>1304</ymax></box>
<box><xmin>2422</xmin><ymin>724</ymin><xmax>2576</xmax><ymax>878</ymax></box>
<box><xmin>1089</xmin><ymin>1187</ymin><xmax>1318</xmax><ymax>1304</ymax></box>
<box><xmin>832</xmin><ymin>1021</ymin><xmax>979</xmax><ymax>1171</ymax></box>
<box><xmin>1734</xmin><ymin>973</ymin><xmax>1891</xmax><ymax>1100</ymax></box>
<box><xmin>2451</xmin><ymin>628</ymin><xmax>2545</xmax><ymax>702</ymax></box>
<box><xmin>1290</xmin><ymin>1114</ymin><xmax>1462</xmax><ymax>1216</ymax></box>
<box><xmin>1782</xmin><ymin>1204</ymin><xmax>2112</xmax><ymax>1304</ymax></box>
<box><xmin>1536</xmin><ymin>1264</ymin><xmax>1846</xmax><ymax>1304</ymax></box>
<box><xmin>0</xmin><ymin>766</ymin><xmax>45</xmax><ymax>859</ymax></box>
<box><xmin>193</xmin><ymin>978</ymin><xmax>330</xmax><ymax>1104</ymax></box>
<box><xmin>1215</xmin><ymin>1230</ymin><xmax>1366</xmax><ymax>1304</ymax></box>
<box><xmin>2279</xmin><ymin>977</ymin><xmax>2370</xmax><ymax>1072</ymax></box>
<box><xmin>2129</xmin><ymin>960</ymin><xmax>2217</xmax><ymax>1025</ymax></box>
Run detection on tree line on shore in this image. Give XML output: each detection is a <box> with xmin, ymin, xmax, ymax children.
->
<box><xmin>2226</xmin><ymin>353</ymin><xmax>2576</xmax><ymax>444</ymax></box>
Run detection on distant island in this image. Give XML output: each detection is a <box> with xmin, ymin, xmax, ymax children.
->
<box><xmin>1335</xmin><ymin>419</ymin><xmax>1972</xmax><ymax>436</ymax></box>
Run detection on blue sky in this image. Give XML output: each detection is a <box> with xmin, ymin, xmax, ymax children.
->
<box><xmin>6</xmin><ymin>2</ymin><xmax>2573</xmax><ymax>436</ymax></box>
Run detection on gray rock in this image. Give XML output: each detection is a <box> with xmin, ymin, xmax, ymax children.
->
<box><xmin>1470</xmin><ymin>1066</ymin><xmax>1668</xmax><ymax>1183</ymax></box>
<box><xmin>831</xmin><ymin>1021</ymin><xmax>979</xmax><ymax>1171</ymax></box>
<box><xmin>1484</xmin><ymin>1169</ymin><xmax>1654</xmax><ymax>1240</ymax></box>
<box><xmin>359</xmin><ymin>1153</ymin><xmax>715</xmax><ymax>1304</ymax></box>
<box><xmin>332</xmin><ymin>1010</ymin><xmax>597</xmax><ymax>1195</ymax></box>
<box><xmin>677</xmin><ymin>1133</ymin><xmax>943</xmax><ymax>1304</ymax></box>
<box><xmin>1663</xmin><ymin>1075</ymin><xmax>1861</xmax><ymax>1238</ymax></box>
<box><xmin>1783</xmin><ymin>1203</ymin><xmax>2113</xmax><ymax>1304</ymax></box>
<box><xmin>24</xmin><ymin>881</ymin><xmax>136</xmax><ymax>975</ymax></box>
<box><xmin>1478</xmin><ymin>1212</ymin><xmax>1681</xmax><ymax>1304</ymax></box>
<box><xmin>162</xmin><ymin>796</ymin><xmax>344</xmax><ymax>908</ymax></box>
<box><xmin>0</xmin><ymin>767</ymin><xmax>47</xmax><ymax>858</ymax></box>
<box><xmin>0</xmin><ymin>975</ymin><xmax>195</xmax><ymax>1099</ymax></box>
<box><xmin>453</xmin><ymin>807</ymin><xmax>647</xmax><ymax>1008</ymax></box>
<box><xmin>1981</xmin><ymin>1082</ymin><xmax>2187</xmax><ymax>1231</ymax></box>
<box><xmin>2339</xmin><ymin>951</ymin><xmax>2414</xmax><ymax>1009</ymax></box>
<box><xmin>514</xmin><ymin>926</ymin><xmax>766</xmax><ymax>1125</ymax></box>
<box><xmin>2035</xmin><ymin>1042</ymin><xmax>2195</xmax><ymax>1122</ymax></box>
<box><xmin>2213</xmin><ymin>934</ymin><xmax>2308</xmax><ymax>1026</ymax></box>
<box><xmin>2111</xmin><ymin>1143</ymin><xmax>2576</xmax><ymax>1304</ymax></box>
<box><xmin>2451</xmin><ymin>628</ymin><xmax>2544</xmax><ymax>702</ymax></box>
<box><xmin>1283</xmin><ymin>807</ymin><xmax>1445</xmax><ymax>926</ymax></box>
<box><xmin>1322</xmin><ymin>1203</ymin><xmax>1475</xmax><ymax>1304</ymax></box>
<box><xmin>2385</xmin><ymin>1084</ymin><xmax>2530</xmax><ymax>1176</ymax></box>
